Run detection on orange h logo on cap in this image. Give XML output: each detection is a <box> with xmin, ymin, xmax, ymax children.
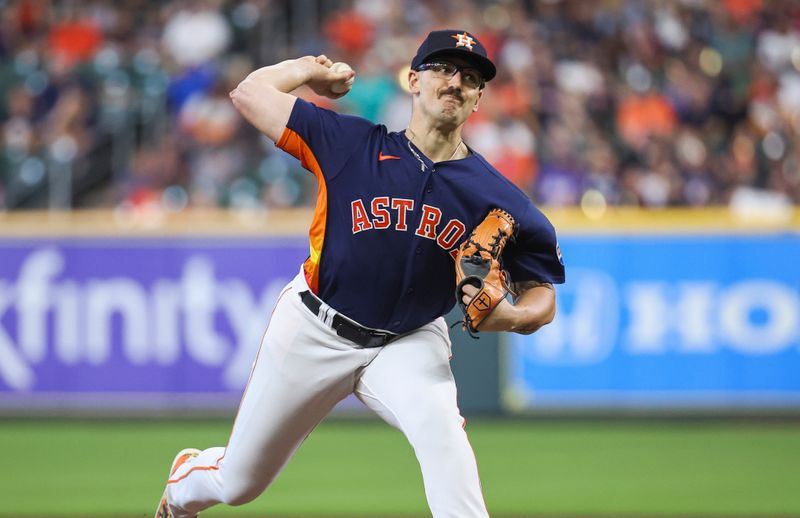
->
<box><xmin>451</xmin><ymin>32</ymin><xmax>475</xmax><ymax>51</ymax></box>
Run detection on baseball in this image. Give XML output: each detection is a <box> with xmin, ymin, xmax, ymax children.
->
<box><xmin>330</xmin><ymin>62</ymin><xmax>354</xmax><ymax>94</ymax></box>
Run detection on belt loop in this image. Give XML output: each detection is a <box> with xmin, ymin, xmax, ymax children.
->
<box><xmin>318</xmin><ymin>301</ymin><xmax>335</xmax><ymax>327</ymax></box>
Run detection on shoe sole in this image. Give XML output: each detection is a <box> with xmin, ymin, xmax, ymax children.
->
<box><xmin>154</xmin><ymin>448</ymin><xmax>201</xmax><ymax>518</ymax></box>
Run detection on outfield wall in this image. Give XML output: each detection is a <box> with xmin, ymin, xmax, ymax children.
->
<box><xmin>0</xmin><ymin>208</ymin><xmax>798</xmax><ymax>415</ymax></box>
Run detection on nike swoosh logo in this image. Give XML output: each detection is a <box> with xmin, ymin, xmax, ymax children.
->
<box><xmin>378</xmin><ymin>152</ymin><xmax>401</xmax><ymax>161</ymax></box>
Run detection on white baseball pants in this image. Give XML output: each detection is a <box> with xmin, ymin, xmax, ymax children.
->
<box><xmin>165</xmin><ymin>271</ymin><xmax>489</xmax><ymax>518</ymax></box>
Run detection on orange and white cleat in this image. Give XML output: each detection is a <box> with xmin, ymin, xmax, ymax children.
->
<box><xmin>154</xmin><ymin>448</ymin><xmax>201</xmax><ymax>518</ymax></box>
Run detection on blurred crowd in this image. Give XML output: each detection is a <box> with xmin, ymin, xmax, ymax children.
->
<box><xmin>2</xmin><ymin>0</ymin><xmax>800</xmax><ymax>212</ymax></box>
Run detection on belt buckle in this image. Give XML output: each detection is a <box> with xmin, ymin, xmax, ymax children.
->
<box><xmin>367</xmin><ymin>330</ymin><xmax>389</xmax><ymax>348</ymax></box>
<box><xmin>334</xmin><ymin>320</ymin><xmax>376</xmax><ymax>348</ymax></box>
<box><xmin>327</xmin><ymin>308</ymin><xmax>396</xmax><ymax>348</ymax></box>
<box><xmin>353</xmin><ymin>329</ymin><xmax>383</xmax><ymax>349</ymax></box>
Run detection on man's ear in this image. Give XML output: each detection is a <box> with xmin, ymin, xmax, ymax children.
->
<box><xmin>408</xmin><ymin>70</ymin><xmax>420</xmax><ymax>94</ymax></box>
<box><xmin>473</xmin><ymin>88</ymin><xmax>483</xmax><ymax>112</ymax></box>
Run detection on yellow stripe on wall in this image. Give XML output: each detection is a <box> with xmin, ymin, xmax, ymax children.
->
<box><xmin>0</xmin><ymin>207</ymin><xmax>798</xmax><ymax>238</ymax></box>
<box><xmin>543</xmin><ymin>207</ymin><xmax>800</xmax><ymax>234</ymax></box>
<box><xmin>0</xmin><ymin>209</ymin><xmax>313</xmax><ymax>237</ymax></box>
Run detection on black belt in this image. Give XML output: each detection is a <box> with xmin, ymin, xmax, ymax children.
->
<box><xmin>299</xmin><ymin>290</ymin><xmax>399</xmax><ymax>348</ymax></box>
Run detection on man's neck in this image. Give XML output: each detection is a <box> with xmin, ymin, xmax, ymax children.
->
<box><xmin>405</xmin><ymin>121</ymin><xmax>466</xmax><ymax>163</ymax></box>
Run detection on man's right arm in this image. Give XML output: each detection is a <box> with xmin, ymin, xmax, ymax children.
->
<box><xmin>229</xmin><ymin>55</ymin><xmax>354</xmax><ymax>143</ymax></box>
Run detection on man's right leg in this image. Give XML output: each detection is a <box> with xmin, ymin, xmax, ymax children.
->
<box><xmin>162</xmin><ymin>280</ymin><xmax>373</xmax><ymax>517</ymax></box>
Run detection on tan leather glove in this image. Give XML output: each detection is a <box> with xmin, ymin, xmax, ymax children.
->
<box><xmin>454</xmin><ymin>208</ymin><xmax>517</xmax><ymax>335</ymax></box>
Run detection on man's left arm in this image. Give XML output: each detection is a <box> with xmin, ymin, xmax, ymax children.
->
<box><xmin>460</xmin><ymin>280</ymin><xmax>555</xmax><ymax>334</ymax></box>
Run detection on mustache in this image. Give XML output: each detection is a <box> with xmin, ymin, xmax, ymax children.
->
<box><xmin>438</xmin><ymin>88</ymin><xmax>464</xmax><ymax>101</ymax></box>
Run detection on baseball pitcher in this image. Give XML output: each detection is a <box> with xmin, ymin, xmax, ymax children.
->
<box><xmin>155</xmin><ymin>29</ymin><xmax>565</xmax><ymax>518</ymax></box>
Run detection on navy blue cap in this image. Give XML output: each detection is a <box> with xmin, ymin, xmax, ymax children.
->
<box><xmin>411</xmin><ymin>29</ymin><xmax>496</xmax><ymax>82</ymax></box>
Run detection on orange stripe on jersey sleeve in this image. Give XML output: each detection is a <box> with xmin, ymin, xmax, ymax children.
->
<box><xmin>277</xmin><ymin>127</ymin><xmax>327</xmax><ymax>294</ymax></box>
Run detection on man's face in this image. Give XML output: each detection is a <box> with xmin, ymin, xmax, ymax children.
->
<box><xmin>409</xmin><ymin>57</ymin><xmax>484</xmax><ymax>127</ymax></box>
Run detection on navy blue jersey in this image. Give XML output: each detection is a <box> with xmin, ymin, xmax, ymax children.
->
<box><xmin>277</xmin><ymin>99</ymin><xmax>565</xmax><ymax>334</ymax></box>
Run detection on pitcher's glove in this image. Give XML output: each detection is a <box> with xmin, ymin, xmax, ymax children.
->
<box><xmin>454</xmin><ymin>208</ymin><xmax>518</xmax><ymax>336</ymax></box>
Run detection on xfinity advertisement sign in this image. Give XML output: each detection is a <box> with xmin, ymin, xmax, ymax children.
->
<box><xmin>0</xmin><ymin>238</ymin><xmax>308</xmax><ymax>409</ymax></box>
<box><xmin>506</xmin><ymin>234</ymin><xmax>800</xmax><ymax>410</ymax></box>
<box><xmin>2</xmin><ymin>232</ymin><xmax>799</xmax><ymax>412</ymax></box>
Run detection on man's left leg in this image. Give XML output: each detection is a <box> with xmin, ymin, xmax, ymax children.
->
<box><xmin>355</xmin><ymin>319</ymin><xmax>489</xmax><ymax>518</ymax></box>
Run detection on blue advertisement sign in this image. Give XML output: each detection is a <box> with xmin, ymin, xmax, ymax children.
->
<box><xmin>506</xmin><ymin>233</ymin><xmax>800</xmax><ymax>410</ymax></box>
<box><xmin>0</xmin><ymin>237</ymin><xmax>309</xmax><ymax>410</ymax></box>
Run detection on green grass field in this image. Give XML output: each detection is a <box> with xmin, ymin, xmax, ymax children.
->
<box><xmin>2</xmin><ymin>418</ymin><xmax>799</xmax><ymax>517</ymax></box>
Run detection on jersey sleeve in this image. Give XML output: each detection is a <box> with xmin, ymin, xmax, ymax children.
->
<box><xmin>276</xmin><ymin>98</ymin><xmax>377</xmax><ymax>181</ymax></box>
<box><xmin>503</xmin><ymin>202</ymin><xmax>565</xmax><ymax>285</ymax></box>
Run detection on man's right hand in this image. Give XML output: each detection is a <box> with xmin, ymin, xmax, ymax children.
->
<box><xmin>302</xmin><ymin>55</ymin><xmax>355</xmax><ymax>100</ymax></box>
<box><xmin>230</xmin><ymin>55</ymin><xmax>352</xmax><ymax>142</ymax></box>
